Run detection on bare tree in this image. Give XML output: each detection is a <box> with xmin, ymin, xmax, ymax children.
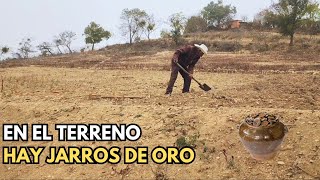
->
<box><xmin>18</xmin><ymin>38</ymin><xmax>35</xmax><ymax>58</ymax></box>
<box><xmin>54</xmin><ymin>31</ymin><xmax>76</xmax><ymax>53</ymax></box>
<box><xmin>12</xmin><ymin>52</ymin><xmax>22</xmax><ymax>59</ymax></box>
<box><xmin>120</xmin><ymin>8</ymin><xmax>148</xmax><ymax>44</ymax></box>
<box><xmin>37</xmin><ymin>42</ymin><xmax>54</xmax><ymax>56</ymax></box>
<box><xmin>53</xmin><ymin>38</ymin><xmax>63</xmax><ymax>54</ymax></box>
<box><xmin>144</xmin><ymin>14</ymin><xmax>156</xmax><ymax>40</ymax></box>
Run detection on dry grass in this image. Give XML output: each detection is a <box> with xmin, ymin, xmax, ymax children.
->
<box><xmin>1</xmin><ymin>30</ymin><xmax>319</xmax><ymax>75</ymax></box>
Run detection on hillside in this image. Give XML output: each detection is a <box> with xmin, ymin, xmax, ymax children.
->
<box><xmin>1</xmin><ymin>30</ymin><xmax>320</xmax><ymax>73</ymax></box>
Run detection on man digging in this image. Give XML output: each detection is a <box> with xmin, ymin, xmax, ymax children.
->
<box><xmin>165</xmin><ymin>44</ymin><xmax>208</xmax><ymax>95</ymax></box>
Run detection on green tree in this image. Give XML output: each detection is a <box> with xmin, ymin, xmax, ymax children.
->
<box><xmin>275</xmin><ymin>0</ymin><xmax>310</xmax><ymax>45</ymax></box>
<box><xmin>1</xmin><ymin>46</ymin><xmax>9</xmax><ymax>54</ymax></box>
<box><xmin>169</xmin><ymin>12</ymin><xmax>186</xmax><ymax>45</ymax></box>
<box><xmin>84</xmin><ymin>22</ymin><xmax>111</xmax><ymax>50</ymax></box>
<box><xmin>259</xmin><ymin>8</ymin><xmax>279</xmax><ymax>28</ymax></box>
<box><xmin>0</xmin><ymin>46</ymin><xmax>9</xmax><ymax>59</ymax></box>
<box><xmin>305</xmin><ymin>1</ymin><xmax>320</xmax><ymax>20</ymax></box>
<box><xmin>300</xmin><ymin>2</ymin><xmax>320</xmax><ymax>35</ymax></box>
<box><xmin>120</xmin><ymin>8</ymin><xmax>148</xmax><ymax>44</ymax></box>
<box><xmin>201</xmin><ymin>0</ymin><xmax>236</xmax><ymax>28</ymax></box>
<box><xmin>185</xmin><ymin>16</ymin><xmax>208</xmax><ymax>33</ymax></box>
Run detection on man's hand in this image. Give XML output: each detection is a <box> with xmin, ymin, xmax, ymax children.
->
<box><xmin>189</xmin><ymin>74</ymin><xmax>193</xmax><ymax>78</ymax></box>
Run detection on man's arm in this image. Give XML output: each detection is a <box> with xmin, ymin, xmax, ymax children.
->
<box><xmin>187</xmin><ymin>56</ymin><xmax>200</xmax><ymax>77</ymax></box>
<box><xmin>188</xmin><ymin>65</ymin><xmax>195</xmax><ymax>78</ymax></box>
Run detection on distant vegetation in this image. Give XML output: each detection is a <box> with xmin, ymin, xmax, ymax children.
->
<box><xmin>120</xmin><ymin>8</ymin><xmax>155</xmax><ymax>44</ymax></box>
<box><xmin>201</xmin><ymin>0</ymin><xmax>237</xmax><ymax>29</ymax></box>
<box><xmin>168</xmin><ymin>13</ymin><xmax>187</xmax><ymax>45</ymax></box>
<box><xmin>0</xmin><ymin>0</ymin><xmax>319</xmax><ymax>60</ymax></box>
<box><xmin>84</xmin><ymin>22</ymin><xmax>111</xmax><ymax>50</ymax></box>
<box><xmin>255</xmin><ymin>0</ymin><xmax>320</xmax><ymax>46</ymax></box>
<box><xmin>0</xmin><ymin>46</ymin><xmax>9</xmax><ymax>59</ymax></box>
<box><xmin>1</xmin><ymin>46</ymin><xmax>9</xmax><ymax>54</ymax></box>
<box><xmin>184</xmin><ymin>16</ymin><xmax>207</xmax><ymax>34</ymax></box>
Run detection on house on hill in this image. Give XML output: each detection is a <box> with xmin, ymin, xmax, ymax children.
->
<box><xmin>229</xmin><ymin>20</ymin><xmax>242</xmax><ymax>29</ymax></box>
<box><xmin>229</xmin><ymin>19</ymin><xmax>252</xmax><ymax>29</ymax></box>
<box><xmin>208</xmin><ymin>20</ymin><xmax>249</xmax><ymax>30</ymax></box>
<box><xmin>228</xmin><ymin>20</ymin><xmax>249</xmax><ymax>30</ymax></box>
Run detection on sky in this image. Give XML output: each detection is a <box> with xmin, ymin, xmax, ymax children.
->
<box><xmin>1</xmin><ymin>0</ymin><xmax>277</xmax><ymax>54</ymax></box>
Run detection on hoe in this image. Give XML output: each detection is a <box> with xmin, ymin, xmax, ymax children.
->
<box><xmin>176</xmin><ymin>62</ymin><xmax>212</xmax><ymax>92</ymax></box>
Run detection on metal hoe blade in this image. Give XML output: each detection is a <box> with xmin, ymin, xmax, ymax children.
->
<box><xmin>200</xmin><ymin>83</ymin><xmax>211</xmax><ymax>91</ymax></box>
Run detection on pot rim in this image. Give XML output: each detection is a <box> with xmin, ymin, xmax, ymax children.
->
<box><xmin>243</xmin><ymin>120</ymin><xmax>280</xmax><ymax>128</ymax></box>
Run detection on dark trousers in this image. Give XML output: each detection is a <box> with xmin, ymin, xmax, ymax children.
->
<box><xmin>166</xmin><ymin>62</ymin><xmax>191</xmax><ymax>93</ymax></box>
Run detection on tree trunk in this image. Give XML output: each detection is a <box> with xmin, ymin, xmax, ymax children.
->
<box><xmin>92</xmin><ymin>43</ymin><xmax>95</xmax><ymax>51</ymax></box>
<box><xmin>47</xmin><ymin>49</ymin><xmax>54</xmax><ymax>55</ymax></box>
<box><xmin>289</xmin><ymin>34</ymin><xmax>294</xmax><ymax>46</ymax></box>
<box><xmin>129</xmin><ymin>32</ymin><xmax>132</xmax><ymax>44</ymax></box>
<box><xmin>56</xmin><ymin>46</ymin><xmax>62</xmax><ymax>54</ymax></box>
<box><xmin>129</xmin><ymin>25</ymin><xmax>132</xmax><ymax>44</ymax></box>
<box><xmin>66</xmin><ymin>45</ymin><xmax>72</xmax><ymax>53</ymax></box>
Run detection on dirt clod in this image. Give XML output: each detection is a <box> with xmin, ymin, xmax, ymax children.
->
<box><xmin>245</xmin><ymin>112</ymin><xmax>280</xmax><ymax>127</ymax></box>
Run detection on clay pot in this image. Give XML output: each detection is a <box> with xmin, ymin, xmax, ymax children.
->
<box><xmin>239</xmin><ymin>113</ymin><xmax>288</xmax><ymax>160</ymax></box>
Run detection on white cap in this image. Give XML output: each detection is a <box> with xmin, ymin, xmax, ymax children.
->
<box><xmin>194</xmin><ymin>44</ymin><xmax>208</xmax><ymax>55</ymax></box>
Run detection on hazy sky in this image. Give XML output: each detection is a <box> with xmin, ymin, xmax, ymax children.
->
<box><xmin>1</xmin><ymin>0</ymin><xmax>277</xmax><ymax>52</ymax></box>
